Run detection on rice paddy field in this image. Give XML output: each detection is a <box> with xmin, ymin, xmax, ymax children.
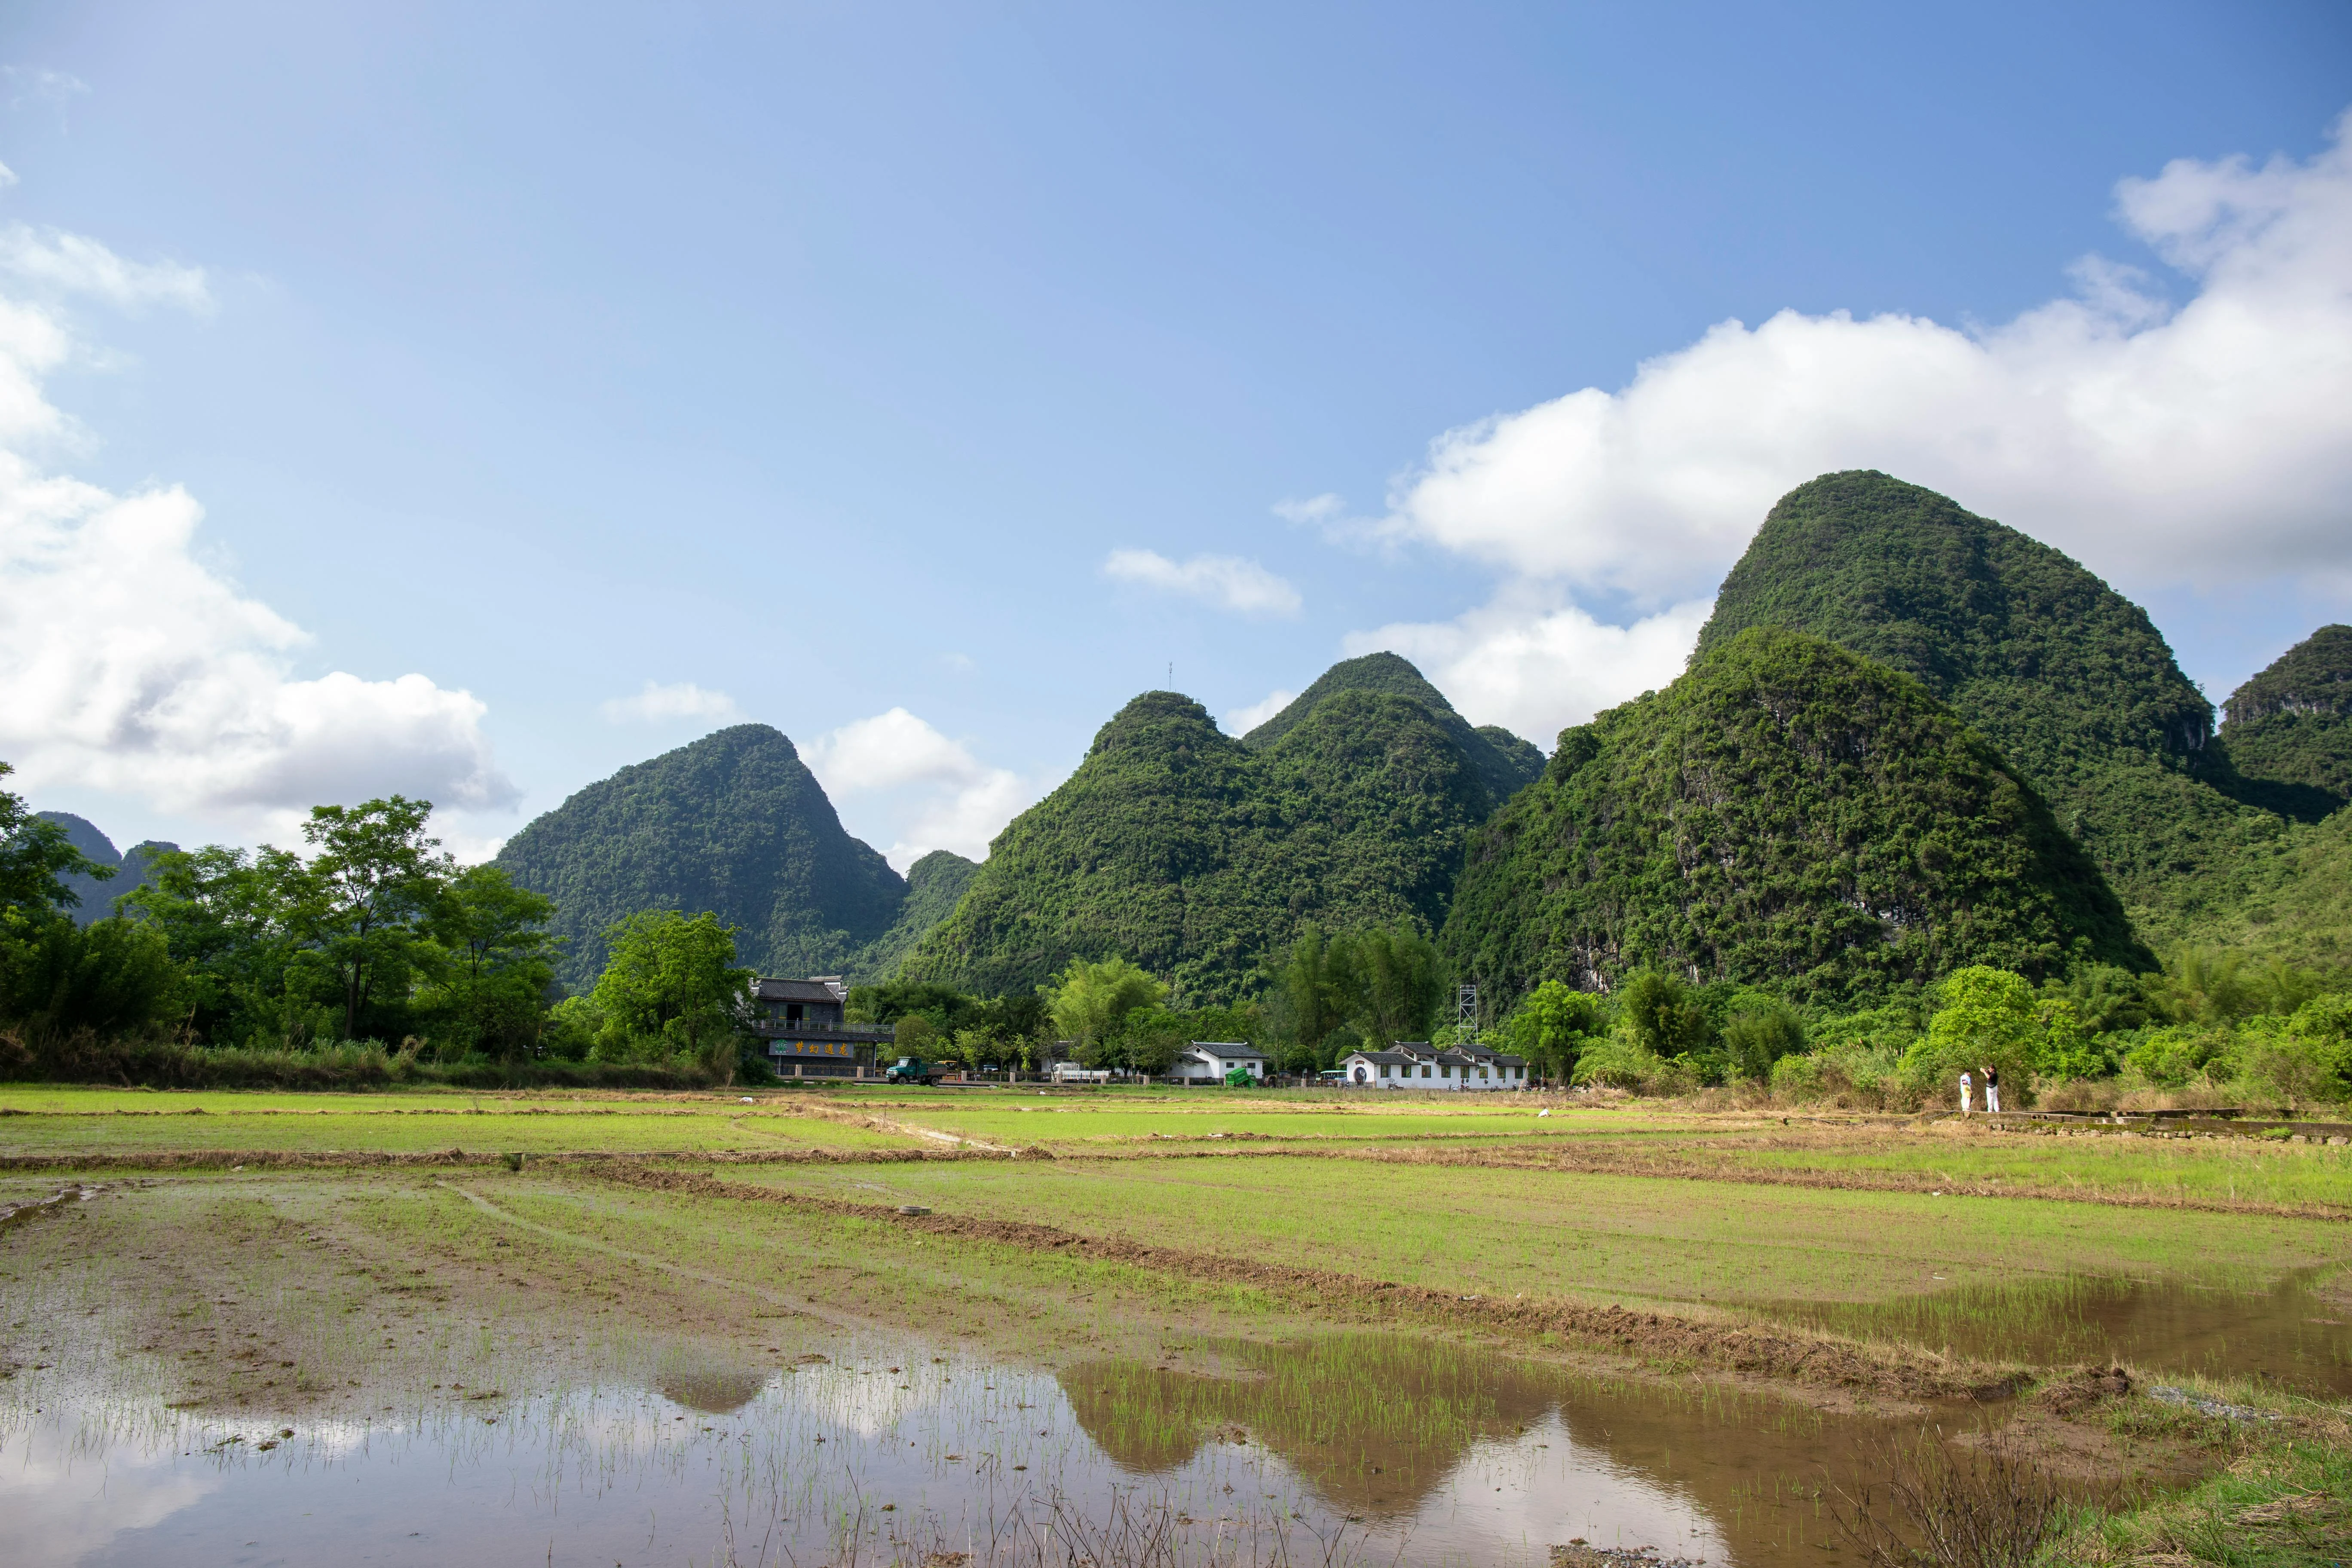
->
<box><xmin>3</xmin><ymin>1081</ymin><xmax>2348</xmax><ymax>1566</ymax></box>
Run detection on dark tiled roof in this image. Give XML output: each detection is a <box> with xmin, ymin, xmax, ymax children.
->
<box><xmin>1187</xmin><ymin>1041</ymin><xmax>1268</xmax><ymax>1060</ymax></box>
<box><xmin>753</xmin><ymin>977</ymin><xmax>845</xmax><ymax>1003</ymax></box>
<box><xmin>1342</xmin><ymin>1050</ymin><xmax>1417</xmax><ymax>1066</ymax></box>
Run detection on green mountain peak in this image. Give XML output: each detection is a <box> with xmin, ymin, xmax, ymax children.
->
<box><xmin>1242</xmin><ymin>650</ymin><xmax>1542</xmax><ymax>800</ymax></box>
<box><xmin>1443</xmin><ymin>626</ymin><xmax>2147</xmax><ymax>1004</ymax></box>
<box><xmin>1696</xmin><ymin>470</ymin><xmax>2281</xmax><ymax>933</ymax></box>
<box><xmin>495</xmin><ymin>723</ymin><xmax>909</xmax><ymax>986</ymax></box>
<box><xmin>2220</xmin><ymin>624</ymin><xmax>2352</xmax><ymax>813</ymax></box>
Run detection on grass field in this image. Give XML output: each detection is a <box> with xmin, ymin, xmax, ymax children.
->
<box><xmin>4</xmin><ymin>1081</ymin><xmax>2348</xmax><ymax>1565</ymax></box>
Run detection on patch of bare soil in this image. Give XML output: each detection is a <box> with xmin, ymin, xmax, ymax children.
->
<box><xmin>578</xmin><ymin>1161</ymin><xmax>2019</xmax><ymax>1402</ymax></box>
<box><xmin>0</xmin><ymin>1174</ymin><xmax>826</xmax><ymax>1421</ymax></box>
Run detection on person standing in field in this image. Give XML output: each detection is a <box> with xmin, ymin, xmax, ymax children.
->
<box><xmin>1982</xmin><ymin>1064</ymin><xmax>2001</xmax><ymax>1114</ymax></box>
<box><xmin>1959</xmin><ymin>1069</ymin><xmax>1973</xmax><ymax>1114</ymax></box>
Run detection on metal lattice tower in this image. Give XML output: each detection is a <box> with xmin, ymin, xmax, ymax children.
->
<box><xmin>1455</xmin><ymin>983</ymin><xmax>1478</xmax><ymax>1044</ymax></box>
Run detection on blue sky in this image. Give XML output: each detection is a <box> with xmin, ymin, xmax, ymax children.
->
<box><xmin>3</xmin><ymin>2</ymin><xmax>2349</xmax><ymax>867</ymax></box>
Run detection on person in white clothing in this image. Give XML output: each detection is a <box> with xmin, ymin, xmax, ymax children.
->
<box><xmin>1981</xmin><ymin>1064</ymin><xmax>2001</xmax><ymax>1114</ymax></box>
<box><xmin>1958</xmin><ymin>1069</ymin><xmax>1973</xmax><ymax>1114</ymax></box>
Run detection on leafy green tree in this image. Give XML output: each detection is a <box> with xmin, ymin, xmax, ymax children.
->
<box><xmin>0</xmin><ymin>764</ymin><xmax>111</xmax><ymax>916</ymax></box>
<box><xmin>0</xmin><ymin>908</ymin><xmax>185</xmax><ymax>1037</ymax></box>
<box><xmin>282</xmin><ymin>798</ymin><xmax>456</xmax><ymax>1041</ymax></box>
<box><xmin>2043</xmin><ymin>964</ymin><xmax>2153</xmax><ymax>1034</ymax></box>
<box><xmin>950</xmin><ymin>1027</ymin><xmax>996</xmax><ymax>1072</ymax></box>
<box><xmin>119</xmin><ymin>844</ymin><xmax>313</xmax><ymax>1044</ymax></box>
<box><xmin>588</xmin><ymin>910</ymin><xmax>752</xmax><ymax>1073</ymax></box>
<box><xmin>2146</xmin><ymin>947</ymin><xmax>2258</xmax><ymax>1026</ymax></box>
<box><xmin>422</xmin><ymin>865</ymin><xmax>560</xmax><ymax>1059</ymax></box>
<box><xmin>1617</xmin><ymin>971</ymin><xmax>1718</xmax><ymax>1059</ymax></box>
<box><xmin>1043</xmin><ymin>955</ymin><xmax>1166</xmax><ymax>1059</ymax></box>
<box><xmin>2034</xmin><ymin>996</ymin><xmax>2107</xmax><ymax>1081</ymax></box>
<box><xmin>1720</xmin><ymin>995</ymin><xmax>1806</xmax><ymax>1081</ymax></box>
<box><xmin>1902</xmin><ymin>966</ymin><xmax>2044</xmax><ymax>1098</ymax></box>
<box><xmin>1506</xmin><ymin>980</ymin><xmax>1605</xmax><ymax>1083</ymax></box>
<box><xmin>1333</xmin><ymin>921</ymin><xmax>1442</xmax><ymax>1043</ymax></box>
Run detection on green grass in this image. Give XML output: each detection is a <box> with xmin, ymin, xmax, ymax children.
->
<box><xmin>0</xmin><ymin>1090</ymin><xmax>921</xmax><ymax>1155</ymax></box>
<box><xmin>724</xmin><ymin>1154</ymin><xmax>2352</xmax><ymax>1309</ymax></box>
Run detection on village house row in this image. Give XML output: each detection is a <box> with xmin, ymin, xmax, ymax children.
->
<box><xmin>748</xmin><ymin>976</ymin><xmax>1532</xmax><ymax>1088</ymax></box>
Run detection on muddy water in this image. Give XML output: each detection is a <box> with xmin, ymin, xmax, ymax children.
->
<box><xmin>3</xmin><ymin>1335</ymin><xmax>1921</xmax><ymax>1568</ymax></box>
<box><xmin>1748</xmin><ymin>1271</ymin><xmax>2352</xmax><ymax>1395</ymax></box>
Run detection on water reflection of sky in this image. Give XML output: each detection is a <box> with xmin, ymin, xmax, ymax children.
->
<box><xmin>0</xmin><ymin>1341</ymin><xmax>1885</xmax><ymax>1568</ymax></box>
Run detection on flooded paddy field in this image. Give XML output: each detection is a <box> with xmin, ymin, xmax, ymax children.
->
<box><xmin>3</xmin><ymin>1086</ymin><xmax>2349</xmax><ymax>1565</ymax></box>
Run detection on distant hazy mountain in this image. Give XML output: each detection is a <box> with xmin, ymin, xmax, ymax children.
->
<box><xmin>34</xmin><ymin>812</ymin><xmax>179</xmax><ymax>925</ymax></box>
<box><xmin>902</xmin><ymin>654</ymin><xmax>1532</xmax><ymax>1001</ymax></box>
<box><xmin>494</xmin><ymin>725</ymin><xmax>921</xmax><ymax>987</ymax></box>
<box><xmin>1443</xmin><ymin>627</ymin><xmax>2148</xmax><ymax>1004</ymax></box>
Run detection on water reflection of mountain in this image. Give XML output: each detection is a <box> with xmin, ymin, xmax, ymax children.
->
<box><xmin>1061</xmin><ymin>1336</ymin><xmax>1556</xmax><ymax>1513</ymax></box>
<box><xmin>1060</xmin><ymin>1334</ymin><xmax>1920</xmax><ymax>1568</ymax></box>
<box><xmin>655</xmin><ymin>1366</ymin><xmax>771</xmax><ymax>1414</ymax></box>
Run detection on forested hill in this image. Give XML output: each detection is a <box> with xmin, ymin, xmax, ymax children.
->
<box><xmin>1240</xmin><ymin>651</ymin><xmax>1545</xmax><ymax>801</ymax></box>
<box><xmin>851</xmin><ymin>848</ymin><xmax>980</xmax><ymax>980</ymax></box>
<box><xmin>2221</xmin><ymin>625</ymin><xmax>2352</xmax><ymax>815</ymax></box>
<box><xmin>1694</xmin><ymin>472</ymin><xmax>2284</xmax><ymax>934</ymax></box>
<box><xmin>1442</xmin><ymin>627</ymin><xmax>2148</xmax><ymax>1005</ymax></box>
<box><xmin>900</xmin><ymin>662</ymin><xmax>1524</xmax><ymax>1000</ymax></box>
<box><xmin>494</xmin><ymin>724</ymin><xmax>910</xmax><ymax>986</ymax></box>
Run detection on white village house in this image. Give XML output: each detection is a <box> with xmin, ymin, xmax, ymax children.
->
<box><xmin>1171</xmin><ymin>1041</ymin><xmax>1268</xmax><ymax>1083</ymax></box>
<box><xmin>1336</xmin><ymin>1038</ymin><xmax>1529</xmax><ymax>1090</ymax></box>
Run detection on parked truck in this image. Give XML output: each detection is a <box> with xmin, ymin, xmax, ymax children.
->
<box><xmin>885</xmin><ymin>1057</ymin><xmax>942</xmax><ymax>1085</ymax></box>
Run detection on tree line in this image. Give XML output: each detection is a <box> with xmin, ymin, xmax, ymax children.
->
<box><xmin>5</xmin><ymin>769</ymin><xmax>2346</xmax><ymax>1107</ymax></box>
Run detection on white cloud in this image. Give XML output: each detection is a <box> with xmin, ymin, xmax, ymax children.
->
<box><xmin>1348</xmin><ymin>595</ymin><xmax>1716</xmax><ymax>748</ymax></box>
<box><xmin>1102</xmin><ymin>548</ymin><xmax>1302</xmax><ymax>616</ymax></box>
<box><xmin>801</xmin><ymin>707</ymin><xmax>1053</xmax><ymax>870</ymax></box>
<box><xmin>1222</xmin><ymin>689</ymin><xmax>1295</xmax><ymax>735</ymax></box>
<box><xmin>599</xmin><ymin>680</ymin><xmax>742</xmax><ymax>725</ymax></box>
<box><xmin>2</xmin><ymin>66</ymin><xmax>91</xmax><ymax>116</ymax></box>
<box><xmin>0</xmin><ymin>225</ymin><xmax>211</xmax><ymax>313</ymax></box>
<box><xmin>1272</xmin><ymin>493</ymin><xmax>1344</xmax><ymax>525</ymax></box>
<box><xmin>1351</xmin><ymin>110</ymin><xmax>2352</xmax><ymax>748</ymax></box>
<box><xmin>1376</xmin><ymin>112</ymin><xmax>2352</xmax><ymax>599</ymax></box>
<box><xmin>0</xmin><ymin>161</ymin><xmax>17</xmax><ymax>190</ymax></box>
<box><xmin>0</xmin><ymin>230</ymin><xmax>515</xmax><ymax>831</ymax></box>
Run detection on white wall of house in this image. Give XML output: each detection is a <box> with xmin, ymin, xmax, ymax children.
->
<box><xmin>1176</xmin><ymin>1044</ymin><xmax>1264</xmax><ymax>1081</ymax></box>
<box><xmin>1339</xmin><ymin>1050</ymin><xmax>1527</xmax><ymax>1090</ymax></box>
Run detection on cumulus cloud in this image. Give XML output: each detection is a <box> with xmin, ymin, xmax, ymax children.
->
<box><xmin>801</xmin><ymin>707</ymin><xmax>1052</xmax><ymax>870</ymax></box>
<box><xmin>599</xmin><ymin>680</ymin><xmax>742</xmax><ymax>725</ymax></box>
<box><xmin>1351</xmin><ymin>111</ymin><xmax>2352</xmax><ymax>747</ymax></box>
<box><xmin>1348</xmin><ymin>596</ymin><xmax>1715</xmax><ymax>748</ymax></box>
<box><xmin>1102</xmin><ymin>548</ymin><xmax>1302</xmax><ymax>616</ymax></box>
<box><xmin>0</xmin><ymin>226</ymin><xmax>211</xmax><ymax>313</ymax></box>
<box><xmin>1222</xmin><ymin>689</ymin><xmax>1295</xmax><ymax>735</ymax></box>
<box><xmin>1</xmin><ymin>462</ymin><xmax>517</xmax><ymax>819</ymax></box>
<box><xmin>0</xmin><ymin>227</ymin><xmax>514</xmax><ymax>830</ymax></box>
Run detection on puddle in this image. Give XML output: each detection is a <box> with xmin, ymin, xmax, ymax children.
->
<box><xmin>1746</xmin><ymin>1271</ymin><xmax>2352</xmax><ymax>1396</ymax></box>
<box><xmin>3</xmin><ymin>1334</ymin><xmax>1929</xmax><ymax>1568</ymax></box>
